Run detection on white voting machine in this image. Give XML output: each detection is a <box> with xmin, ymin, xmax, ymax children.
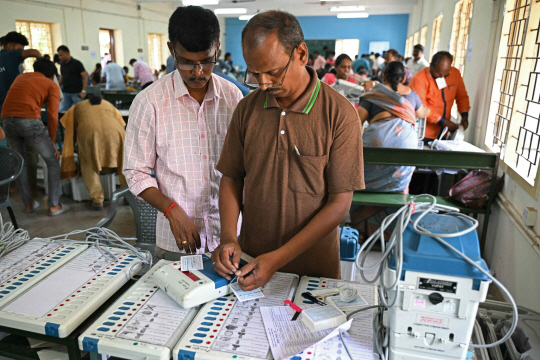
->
<box><xmin>0</xmin><ymin>239</ymin><xmax>146</xmax><ymax>337</ymax></box>
<box><xmin>80</xmin><ymin>260</ymin><xmax>200</xmax><ymax>360</ymax></box>
<box><xmin>173</xmin><ymin>272</ymin><xmax>299</xmax><ymax>360</ymax></box>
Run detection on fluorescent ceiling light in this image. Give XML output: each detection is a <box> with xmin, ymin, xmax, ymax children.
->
<box><xmin>182</xmin><ymin>0</ymin><xmax>219</xmax><ymax>5</ymax></box>
<box><xmin>239</xmin><ymin>15</ymin><xmax>255</xmax><ymax>20</ymax></box>
<box><xmin>331</xmin><ymin>6</ymin><xmax>366</xmax><ymax>12</ymax></box>
<box><xmin>337</xmin><ymin>12</ymin><xmax>369</xmax><ymax>18</ymax></box>
<box><xmin>214</xmin><ymin>8</ymin><xmax>247</xmax><ymax>14</ymax></box>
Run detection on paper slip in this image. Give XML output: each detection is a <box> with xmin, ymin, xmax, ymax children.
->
<box><xmin>181</xmin><ymin>255</ymin><xmax>204</xmax><ymax>271</ymax></box>
<box><xmin>328</xmin><ymin>294</ymin><xmax>368</xmax><ymax>309</ymax></box>
<box><xmin>230</xmin><ymin>282</ymin><xmax>265</xmax><ymax>302</ymax></box>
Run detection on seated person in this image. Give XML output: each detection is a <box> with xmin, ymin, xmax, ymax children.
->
<box><xmin>358</xmin><ymin>61</ymin><xmax>429</xmax><ymax>194</ymax></box>
<box><xmin>60</xmin><ymin>94</ymin><xmax>127</xmax><ymax>210</ymax></box>
<box><xmin>322</xmin><ymin>54</ymin><xmax>356</xmax><ymax>85</ymax></box>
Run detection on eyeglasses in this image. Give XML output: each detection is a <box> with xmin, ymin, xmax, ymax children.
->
<box><xmin>243</xmin><ymin>45</ymin><xmax>298</xmax><ymax>90</ymax></box>
<box><xmin>172</xmin><ymin>48</ymin><xmax>217</xmax><ymax>71</ymax></box>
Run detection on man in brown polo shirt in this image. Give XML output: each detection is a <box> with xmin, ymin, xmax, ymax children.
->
<box><xmin>212</xmin><ymin>11</ymin><xmax>364</xmax><ymax>290</ymax></box>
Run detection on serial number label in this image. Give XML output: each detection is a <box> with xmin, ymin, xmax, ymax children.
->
<box><xmin>418</xmin><ymin>278</ymin><xmax>457</xmax><ymax>294</ymax></box>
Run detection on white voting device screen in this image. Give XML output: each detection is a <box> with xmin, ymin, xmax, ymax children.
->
<box><xmin>80</xmin><ymin>260</ymin><xmax>200</xmax><ymax>360</ymax></box>
<box><xmin>151</xmin><ymin>253</ymin><xmax>252</xmax><ymax>309</ymax></box>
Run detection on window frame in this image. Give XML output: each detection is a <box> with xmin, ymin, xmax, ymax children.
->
<box><xmin>15</xmin><ymin>20</ymin><xmax>53</xmax><ymax>73</ymax></box>
<box><xmin>430</xmin><ymin>15</ymin><xmax>443</xmax><ymax>60</ymax></box>
<box><xmin>147</xmin><ymin>33</ymin><xmax>162</xmax><ymax>74</ymax></box>
<box><xmin>420</xmin><ymin>26</ymin><xmax>428</xmax><ymax>47</ymax></box>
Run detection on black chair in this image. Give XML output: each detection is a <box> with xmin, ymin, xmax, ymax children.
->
<box><xmin>0</xmin><ymin>148</ymin><xmax>24</xmax><ymax>229</ymax></box>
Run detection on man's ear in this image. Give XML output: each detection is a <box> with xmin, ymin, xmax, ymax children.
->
<box><xmin>297</xmin><ymin>42</ymin><xmax>309</xmax><ymax>66</ymax></box>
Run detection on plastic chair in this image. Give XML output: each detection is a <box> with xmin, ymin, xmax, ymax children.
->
<box><xmin>95</xmin><ymin>187</ymin><xmax>157</xmax><ymax>253</ymax></box>
<box><xmin>0</xmin><ymin>148</ymin><xmax>24</xmax><ymax>229</ymax></box>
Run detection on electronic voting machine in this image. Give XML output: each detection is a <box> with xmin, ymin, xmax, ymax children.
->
<box><xmin>152</xmin><ymin>253</ymin><xmax>252</xmax><ymax>309</ymax></box>
<box><xmin>0</xmin><ymin>239</ymin><xmax>147</xmax><ymax>337</ymax></box>
<box><xmin>80</xmin><ymin>260</ymin><xmax>200</xmax><ymax>360</ymax></box>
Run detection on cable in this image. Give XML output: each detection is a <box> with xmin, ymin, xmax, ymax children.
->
<box><xmin>0</xmin><ymin>212</ymin><xmax>31</xmax><ymax>259</ymax></box>
<box><xmin>340</xmin><ymin>305</ymin><xmax>388</xmax><ymax>360</ymax></box>
<box><xmin>353</xmin><ymin>194</ymin><xmax>518</xmax><ymax>352</ymax></box>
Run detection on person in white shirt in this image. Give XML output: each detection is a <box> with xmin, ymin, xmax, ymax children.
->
<box><xmin>406</xmin><ymin>44</ymin><xmax>430</xmax><ymax>77</ymax></box>
<box><xmin>101</xmin><ymin>61</ymin><xmax>127</xmax><ymax>90</ymax></box>
<box><xmin>313</xmin><ymin>51</ymin><xmax>326</xmax><ymax>70</ymax></box>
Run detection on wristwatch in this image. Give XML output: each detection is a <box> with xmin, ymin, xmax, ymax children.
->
<box><xmin>82</xmin><ymin>90</ymin><xmax>86</xmax><ymax>93</ymax></box>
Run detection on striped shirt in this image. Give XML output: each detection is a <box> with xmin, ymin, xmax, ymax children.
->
<box><xmin>124</xmin><ymin>71</ymin><xmax>243</xmax><ymax>252</ymax></box>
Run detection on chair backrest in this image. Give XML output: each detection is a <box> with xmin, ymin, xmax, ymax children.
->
<box><xmin>0</xmin><ymin>148</ymin><xmax>24</xmax><ymax>203</ymax></box>
<box><xmin>124</xmin><ymin>190</ymin><xmax>158</xmax><ymax>248</ymax></box>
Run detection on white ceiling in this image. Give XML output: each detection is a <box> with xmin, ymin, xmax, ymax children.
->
<box><xmin>134</xmin><ymin>0</ymin><xmax>418</xmax><ymax>17</ymax></box>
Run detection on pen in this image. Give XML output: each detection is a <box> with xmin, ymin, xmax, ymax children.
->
<box><xmin>301</xmin><ymin>292</ymin><xmax>327</xmax><ymax>306</ymax></box>
<box><xmin>284</xmin><ymin>300</ymin><xmax>303</xmax><ymax>321</ymax></box>
<box><xmin>294</xmin><ymin>144</ymin><xmax>301</xmax><ymax>156</ymax></box>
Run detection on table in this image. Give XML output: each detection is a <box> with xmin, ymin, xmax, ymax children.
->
<box><xmin>354</xmin><ymin>146</ymin><xmax>500</xmax><ymax>251</ymax></box>
<box><xmin>101</xmin><ymin>91</ymin><xmax>138</xmax><ymax>110</ymax></box>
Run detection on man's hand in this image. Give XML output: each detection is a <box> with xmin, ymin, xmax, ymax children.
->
<box><xmin>79</xmin><ymin>92</ymin><xmax>86</xmax><ymax>99</ymax></box>
<box><xmin>442</xmin><ymin>119</ymin><xmax>458</xmax><ymax>132</ymax></box>
<box><xmin>212</xmin><ymin>239</ymin><xmax>242</xmax><ymax>280</ymax></box>
<box><xmin>460</xmin><ymin>115</ymin><xmax>469</xmax><ymax>130</ymax></box>
<box><xmin>236</xmin><ymin>252</ymin><xmax>281</xmax><ymax>291</ymax></box>
<box><xmin>53</xmin><ymin>144</ymin><xmax>60</xmax><ymax>160</ymax></box>
<box><xmin>167</xmin><ymin>205</ymin><xmax>201</xmax><ymax>254</ymax></box>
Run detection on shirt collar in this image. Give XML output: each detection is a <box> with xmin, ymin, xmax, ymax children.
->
<box><xmin>173</xmin><ymin>71</ymin><xmax>221</xmax><ymax>101</ymax></box>
<box><xmin>263</xmin><ymin>66</ymin><xmax>321</xmax><ymax>114</ymax></box>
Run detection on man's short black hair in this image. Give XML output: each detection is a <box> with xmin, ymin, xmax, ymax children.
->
<box><xmin>57</xmin><ymin>45</ymin><xmax>70</xmax><ymax>53</ymax></box>
<box><xmin>414</xmin><ymin>44</ymin><xmax>425</xmax><ymax>52</ymax></box>
<box><xmin>130</xmin><ymin>58</ymin><xmax>137</xmax><ymax>65</ymax></box>
<box><xmin>242</xmin><ymin>10</ymin><xmax>304</xmax><ymax>53</ymax></box>
<box><xmin>33</xmin><ymin>58</ymin><xmax>57</xmax><ymax>78</ymax></box>
<box><xmin>431</xmin><ymin>51</ymin><xmax>453</xmax><ymax>66</ymax></box>
<box><xmin>357</xmin><ymin>68</ymin><xmax>370</xmax><ymax>76</ymax></box>
<box><xmin>4</xmin><ymin>31</ymin><xmax>29</xmax><ymax>46</ymax></box>
<box><xmin>168</xmin><ymin>6</ymin><xmax>220</xmax><ymax>52</ymax></box>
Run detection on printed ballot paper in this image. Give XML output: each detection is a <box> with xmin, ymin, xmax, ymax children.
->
<box><xmin>230</xmin><ymin>282</ymin><xmax>265</xmax><ymax>302</ymax></box>
<box><xmin>180</xmin><ymin>255</ymin><xmax>204</xmax><ymax>272</ymax></box>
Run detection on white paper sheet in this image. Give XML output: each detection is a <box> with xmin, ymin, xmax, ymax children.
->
<box><xmin>230</xmin><ymin>282</ymin><xmax>265</xmax><ymax>302</ymax></box>
<box><xmin>1</xmin><ymin>248</ymin><xmax>120</xmax><ymax>317</ymax></box>
<box><xmin>181</xmin><ymin>255</ymin><xmax>203</xmax><ymax>272</ymax></box>
<box><xmin>116</xmin><ymin>290</ymin><xmax>192</xmax><ymax>346</ymax></box>
<box><xmin>209</xmin><ymin>272</ymin><xmax>297</xmax><ymax>358</ymax></box>
<box><xmin>0</xmin><ymin>241</ymin><xmax>61</xmax><ymax>284</ymax></box>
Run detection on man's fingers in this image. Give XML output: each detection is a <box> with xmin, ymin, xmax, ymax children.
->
<box><xmin>194</xmin><ymin>230</ymin><xmax>202</xmax><ymax>249</ymax></box>
<box><xmin>236</xmin><ymin>260</ymin><xmax>256</xmax><ymax>277</ymax></box>
<box><xmin>238</xmin><ymin>273</ymin><xmax>257</xmax><ymax>291</ymax></box>
<box><xmin>213</xmin><ymin>250</ymin><xmax>232</xmax><ymax>280</ymax></box>
<box><xmin>220</xmin><ymin>246</ymin><xmax>236</xmax><ymax>273</ymax></box>
<box><xmin>232</xmin><ymin>247</ymin><xmax>241</xmax><ymax>269</ymax></box>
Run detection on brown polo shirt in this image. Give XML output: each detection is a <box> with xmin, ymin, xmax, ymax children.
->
<box><xmin>216</xmin><ymin>66</ymin><xmax>364</xmax><ymax>278</ymax></box>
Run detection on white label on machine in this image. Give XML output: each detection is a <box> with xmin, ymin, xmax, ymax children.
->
<box><xmin>180</xmin><ymin>255</ymin><xmax>204</xmax><ymax>272</ymax></box>
<box><xmin>116</xmin><ymin>290</ymin><xmax>192</xmax><ymax>346</ymax></box>
<box><xmin>1</xmin><ymin>248</ymin><xmax>121</xmax><ymax>318</ymax></box>
<box><xmin>398</xmin><ymin>284</ymin><xmax>416</xmax><ymax>292</ymax></box>
<box><xmin>230</xmin><ymin>282</ymin><xmax>265</xmax><ymax>302</ymax></box>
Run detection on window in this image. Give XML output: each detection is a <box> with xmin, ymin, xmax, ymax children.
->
<box><xmin>406</xmin><ymin>35</ymin><xmax>414</xmax><ymax>58</ymax></box>
<box><xmin>15</xmin><ymin>21</ymin><xmax>53</xmax><ymax>72</ymax></box>
<box><xmin>430</xmin><ymin>15</ymin><xmax>443</xmax><ymax>59</ymax></box>
<box><xmin>335</xmin><ymin>39</ymin><xmax>360</xmax><ymax>59</ymax></box>
<box><xmin>148</xmin><ymin>34</ymin><xmax>162</xmax><ymax>73</ymax></box>
<box><xmin>413</xmin><ymin>31</ymin><xmax>419</xmax><ymax>47</ymax></box>
<box><xmin>99</xmin><ymin>29</ymin><xmax>115</xmax><ymax>68</ymax></box>
<box><xmin>420</xmin><ymin>26</ymin><xmax>428</xmax><ymax>47</ymax></box>
<box><xmin>450</xmin><ymin>0</ymin><xmax>474</xmax><ymax>74</ymax></box>
<box><xmin>405</xmin><ymin>38</ymin><xmax>411</xmax><ymax>58</ymax></box>
<box><xmin>484</xmin><ymin>0</ymin><xmax>540</xmax><ymax>196</ymax></box>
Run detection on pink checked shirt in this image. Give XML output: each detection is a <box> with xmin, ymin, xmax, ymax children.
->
<box><xmin>133</xmin><ymin>60</ymin><xmax>155</xmax><ymax>86</ymax></box>
<box><xmin>124</xmin><ymin>71</ymin><xmax>243</xmax><ymax>253</ymax></box>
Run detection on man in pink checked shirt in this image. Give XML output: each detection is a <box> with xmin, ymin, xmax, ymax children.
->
<box><xmin>123</xmin><ymin>6</ymin><xmax>243</xmax><ymax>260</ymax></box>
<box><xmin>129</xmin><ymin>58</ymin><xmax>155</xmax><ymax>89</ymax></box>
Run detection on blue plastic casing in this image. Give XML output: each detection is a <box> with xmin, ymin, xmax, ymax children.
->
<box><xmin>388</xmin><ymin>213</ymin><xmax>490</xmax><ymax>290</ymax></box>
<box><xmin>340</xmin><ymin>227</ymin><xmax>360</xmax><ymax>261</ymax></box>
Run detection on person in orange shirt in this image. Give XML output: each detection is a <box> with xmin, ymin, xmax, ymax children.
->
<box><xmin>409</xmin><ymin>51</ymin><xmax>470</xmax><ymax>142</ymax></box>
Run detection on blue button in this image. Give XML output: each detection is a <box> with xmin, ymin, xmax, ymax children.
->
<box><xmin>119</xmin><ymin>307</ymin><xmax>129</xmax><ymax>310</ymax></box>
<box><xmin>208</xmin><ymin>311</ymin><xmax>219</xmax><ymax>315</ymax></box>
<box><xmin>193</xmin><ymin>333</ymin><xmax>206</xmax><ymax>338</ymax></box>
<box><xmin>58</xmin><ymin>253</ymin><xmax>65</xmax><ymax>256</ymax></box>
<box><xmin>13</xmin><ymin>282</ymin><xmax>22</xmax><ymax>285</ymax></box>
<box><xmin>67</xmin><ymin>247</ymin><xmax>75</xmax><ymax>250</ymax></box>
<box><xmin>116</xmin><ymin>265</ymin><xmax>126</xmax><ymax>268</ymax></box>
<box><xmin>210</xmin><ymin>307</ymin><xmax>222</xmax><ymax>310</ymax></box>
<box><xmin>204</xmin><ymin>317</ymin><xmax>216</xmax><ymax>321</ymax></box>
<box><xmin>217</xmin><ymin>297</ymin><xmax>228</xmax><ymax>301</ymax></box>
<box><xmin>125</xmin><ymin>258</ymin><xmax>134</xmax><ymax>261</ymax></box>
<box><xmin>201</xmin><ymin>322</ymin><xmax>213</xmax><ymax>326</ymax></box>
<box><xmin>31</xmin><ymin>271</ymin><xmax>39</xmax><ymax>274</ymax></box>
<box><xmin>121</xmin><ymin>261</ymin><xmax>129</xmax><ymax>265</ymax></box>
<box><xmin>103</xmin><ymin>322</ymin><xmax>115</xmax><ymax>326</ymax></box>
<box><xmin>24</xmin><ymin>274</ymin><xmax>34</xmax><ymax>277</ymax></box>
<box><xmin>128</xmin><ymin>255</ymin><xmax>136</xmax><ymax>258</ymax></box>
<box><xmin>197</xmin><ymin>327</ymin><xmax>210</xmax><ymax>332</ymax></box>
<box><xmin>62</xmin><ymin>250</ymin><xmax>70</xmax><ymax>253</ymax></box>
<box><xmin>97</xmin><ymin>327</ymin><xmax>110</xmax><ymax>332</ymax></box>
<box><xmin>0</xmin><ymin>291</ymin><xmax>9</xmax><ymax>294</ymax></box>
<box><xmin>46</xmin><ymin>260</ymin><xmax>55</xmax><ymax>263</ymax></box>
<box><xmin>19</xmin><ymin>278</ymin><xmax>28</xmax><ymax>281</ymax></box>
<box><xmin>190</xmin><ymin>339</ymin><xmax>203</xmax><ymax>344</ymax></box>
<box><xmin>113</xmin><ymin>311</ymin><xmax>125</xmax><ymax>315</ymax></box>
<box><xmin>6</xmin><ymin>286</ymin><xmax>15</xmax><ymax>290</ymax></box>
<box><xmin>308</xmin><ymin>280</ymin><xmax>319</xmax><ymax>283</ymax></box>
<box><xmin>42</xmin><ymin>264</ymin><xmax>50</xmax><ymax>267</ymax></box>
<box><xmin>107</xmin><ymin>272</ymin><xmax>118</xmax><ymax>275</ymax></box>
<box><xmin>307</xmin><ymin>287</ymin><xmax>316</xmax><ymax>291</ymax></box>
<box><xmin>214</xmin><ymin>302</ymin><xmax>225</xmax><ymax>306</ymax></box>
<box><xmin>52</xmin><ymin>257</ymin><xmax>61</xmax><ymax>259</ymax></box>
<box><xmin>0</xmin><ymin>296</ymin><xmax>2</xmax><ymax>298</ymax></box>
<box><xmin>123</xmin><ymin>302</ymin><xmax>134</xmax><ymax>305</ymax></box>
<box><xmin>36</xmin><ymin>267</ymin><xmax>45</xmax><ymax>270</ymax></box>
<box><xmin>108</xmin><ymin>316</ymin><xmax>120</xmax><ymax>320</ymax></box>
<box><xmin>303</xmin><ymin>301</ymin><xmax>314</xmax><ymax>304</ymax></box>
